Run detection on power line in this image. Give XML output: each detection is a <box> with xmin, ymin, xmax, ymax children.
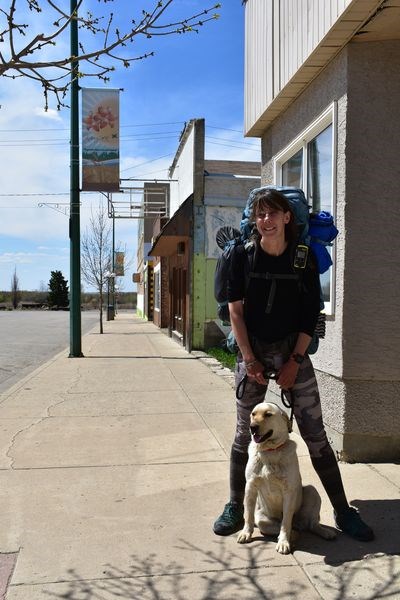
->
<box><xmin>121</xmin><ymin>152</ymin><xmax>175</xmax><ymax>173</ymax></box>
<box><xmin>206</xmin><ymin>135</ymin><xmax>259</xmax><ymax>148</ymax></box>
<box><xmin>0</xmin><ymin>123</ymin><xmax>248</xmax><ymax>134</ymax></box>
<box><xmin>208</xmin><ymin>125</ymin><xmax>244</xmax><ymax>134</ymax></box>
<box><xmin>0</xmin><ymin>121</ymin><xmax>185</xmax><ymax>133</ymax></box>
<box><xmin>206</xmin><ymin>140</ymin><xmax>260</xmax><ymax>151</ymax></box>
<box><xmin>0</xmin><ymin>135</ymin><xmax>258</xmax><ymax>150</ymax></box>
<box><xmin>0</xmin><ymin>192</ymin><xmax>70</xmax><ymax>197</ymax></box>
<box><xmin>0</xmin><ymin>130</ymin><xmax>180</xmax><ymax>143</ymax></box>
<box><xmin>0</xmin><ymin>122</ymin><xmax>246</xmax><ymax>135</ymax></box>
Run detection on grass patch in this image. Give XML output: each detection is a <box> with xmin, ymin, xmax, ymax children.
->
<box><xmin>207</xmin><ymin>346</ymin><xmax>236</xmax><ymax>371</ymax></box>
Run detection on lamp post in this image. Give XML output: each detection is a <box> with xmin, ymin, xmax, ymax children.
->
<box><xmin>105</xmin><ymin>193</ymin><xmax>116</xmax><ymax>318</ymax></box>
<box><xmin>105</xmin><ymin>272</ymin><xmax>116</xmax><ymax>320</ymax></box>
<box><xmin>69</xmin><ymin>0</ymin><xmax>83</xmax><ymax>357</ymax></box>
<box><xmin>114</xmin><ymin>284</ymin><xmax>119</xmax><ymax>315</ymax></box>
<box><xmin>111</xmin><ymin>201</ymin><xmax>116</xmax><ymax>314</ymax></box>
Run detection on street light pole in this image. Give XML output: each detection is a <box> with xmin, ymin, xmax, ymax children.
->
<box><xmin>69</xmin><ymin>0</ymin><xmax>83</xmax><ymax>357</ymax></box>
<box><xmin>112</xmin><ymin>203</ymin><xmax>115</xmax><ymax>315</ymax></box>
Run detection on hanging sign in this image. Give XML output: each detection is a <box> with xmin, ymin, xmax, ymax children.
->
<box><xmin>114</xmin><ymin>252</ymin><xmax>125</xmax><ymax>276</ymax></box>
<box><xmin>81</xmin><ymin>88</ymin><xmax>120</xmax><ymax>192</ymax></box>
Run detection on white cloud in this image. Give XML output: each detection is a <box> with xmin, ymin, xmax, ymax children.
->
<box><xmin>37</xmin><ymin>246</ymin><xmax>68</xmax><ymax>252</ymax></box>
<box><xmin>0</xmin><ymin>251</ymin><xmax>68</xmax><ymax>264</ymax></box>
<box><xmin>33</xmin><ymin>107</ymin><xmax>64</xmax><ymax>121</ymax></box>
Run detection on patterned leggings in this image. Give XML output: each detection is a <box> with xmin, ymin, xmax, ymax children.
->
<box><xmin>230</xmin><ymin>335</ymin><xmax>348</xmax><ymax>512</ymax></box>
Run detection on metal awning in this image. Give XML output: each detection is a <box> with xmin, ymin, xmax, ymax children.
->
<box><xmin>149</xmin><ymin>196</ymin><xmax>192</xmax><ymax>257</ymax></box>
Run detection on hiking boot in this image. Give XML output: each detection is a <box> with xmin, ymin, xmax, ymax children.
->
<box><xmin>334</xmin><ymin>506</ymin><xmax>374</xmax><ymax>542</ymax></box>
<box><xmin>213</xmin><ymin>501</ymin><xmax>244</xmax><ymax>536</ymax></box>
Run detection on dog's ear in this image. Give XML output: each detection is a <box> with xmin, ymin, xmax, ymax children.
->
<box><xmin>282</xmin><ymin>410</ymin><xmax>292</xmax><ymax>433</ymax></box>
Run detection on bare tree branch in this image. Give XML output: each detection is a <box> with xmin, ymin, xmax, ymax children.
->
<box><xmin>0</xmin><ymin>0</ymin><xmax>221</xmax><ymax>109</ymax></box>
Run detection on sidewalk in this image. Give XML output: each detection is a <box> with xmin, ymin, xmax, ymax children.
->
<box><xmin>0</xmin><ymin>312</ymin><xmax>399</xmax><ymax>599</ymax></box>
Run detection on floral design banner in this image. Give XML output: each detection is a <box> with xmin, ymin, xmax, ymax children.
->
<box><xmin>82</xmin><ymin>88</ymin><xmax>120</xmax><ymax>192</ymax></box>
<box><xmin>114</xmin><ymin>252</ymin><xmax>125</xmax><ymax>276</ymax></box>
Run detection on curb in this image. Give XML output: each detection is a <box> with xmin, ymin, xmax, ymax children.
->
<box><xmin>191</xmin><ymin>350</ymin><xmax>236</xmax><ymax>388</ymax></box>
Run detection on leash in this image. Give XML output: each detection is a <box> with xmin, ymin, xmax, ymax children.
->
<box><xmin>236</xmin><ymin>368</ymin><xmax>295</xmax><ymax>428</ymax></box>
<box><xmin>236</xmin><ymin>368</ymin><xmax>279</xmax><ymax>400</ymax></box>
<box><xmin>280</xmin><ymin>388</ymin><xmax>294</xmax><ymax>429</ymax></box>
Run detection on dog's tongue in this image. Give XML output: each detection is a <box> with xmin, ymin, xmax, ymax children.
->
<box><xmin>252</xmin><ymin>429</ymin><xmax>273</xmax><ymax>444</ymax></box>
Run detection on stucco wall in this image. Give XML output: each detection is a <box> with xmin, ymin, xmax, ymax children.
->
<box><xmin>343</xmin><ymin>40</ymin><xmax>400</xmax><ymax>380</ymax></box>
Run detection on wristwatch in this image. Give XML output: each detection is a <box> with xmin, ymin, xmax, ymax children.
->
<box><xmin>290</xmin><ymin>352</ymin><xmax>305</xmax><ymax>364</ymax></box>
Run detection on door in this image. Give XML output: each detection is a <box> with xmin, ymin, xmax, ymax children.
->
<box><xmin>172</xmin><ymin>267</ymin><xmax>186</xmax><ymax>342</ymax></box>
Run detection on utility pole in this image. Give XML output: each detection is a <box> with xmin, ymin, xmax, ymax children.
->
<box><xmin>112</xmin><ymin>201</ymin><xmax>115</xmax><ymax>316</ymax></box>
<box><xmin>69</xmin><ymin>0</ymin><xmax>83</xmax><ymax>357</ymax></box>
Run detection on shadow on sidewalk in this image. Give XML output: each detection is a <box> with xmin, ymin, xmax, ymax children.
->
<box><xmin>84</xmin><ymin>356</ymin><xmax>198</xmax><ymax>360</ymax></box>
<box><xmin>43</xmin><ymin>541</ymin><xmax>306</xmax><ymax>600</ymax></box>
<box><xmin>292</xmin><ymin>498</ymin><xmax>400</xmax><ymax>565</ymax></box>
<box><xmin>88</xmin><ymin>331</ymin><xmax>165</xmax><ymax>336</ymax></box>
<box><xmin>41</xmin><ymin>532</ymin><xmax>400</xmax><ymax>600</ymax></box>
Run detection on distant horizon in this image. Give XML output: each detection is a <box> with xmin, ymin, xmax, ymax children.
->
<box><xmin>0</xmin><ymin>288</ymin><xmax>137</xmax><ymax>295</ymax></box>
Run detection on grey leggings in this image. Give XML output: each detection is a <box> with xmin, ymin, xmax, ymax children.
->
<box><xmin>233</xmin><ymin>335</ymin><xmax>332</xmax><ymax>459</ymax></box>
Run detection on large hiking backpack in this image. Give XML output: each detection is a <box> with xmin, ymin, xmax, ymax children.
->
<box><xmin>214</xmin><ymin>185</ymin><xmax>338</xmax><ymax>352</ymax></box>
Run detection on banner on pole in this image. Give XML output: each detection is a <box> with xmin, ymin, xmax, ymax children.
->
<box><xmin>82</xmin><ymin>88</ymin><xmax>120</xmax><ymax>192</ymax></box>
<box><xmin>115</xmin><ymin>252</ymin><xmax>125</xmax><ymax>276</ymax></box>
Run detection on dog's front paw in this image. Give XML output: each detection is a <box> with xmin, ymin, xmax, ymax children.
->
<box><xmin>276</xmin><ymin>538</ymin><xmax>291</xmax><ymax>554</ymax></box>
<box><xmin>237</xmin><ymin>529</ymin><xmax>253</xmax><ymax>544</ymax></box>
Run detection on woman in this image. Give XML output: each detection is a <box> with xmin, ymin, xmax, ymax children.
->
<box><xmin>213</xmin><ymin>188</ymin><xmax>373</xmax><ymax>542</ymax></box>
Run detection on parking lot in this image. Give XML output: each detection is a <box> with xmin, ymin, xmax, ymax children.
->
<box><xmin>0</xmin><ymin>310</ymin><xmax>100</xmax><ymax>393</ymax></box>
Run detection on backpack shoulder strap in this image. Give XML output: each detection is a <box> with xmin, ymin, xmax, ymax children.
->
<box><xmin>243</xmin><ymin>241</ymin><xmax>256</xmax><ymax>294</ymax></box>
<box><xmin>246</xmin><ymin>242</ymin><xmax>300</xmax><ymax>314</ymax></box>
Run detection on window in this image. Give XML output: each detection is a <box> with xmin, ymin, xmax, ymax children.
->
<box><xmin>282</xmin><ymin>148</ymin><xmax>302</xmax><ymax>188</ymax></box>
<box><xmin>274</xmin><ymin>104</ymin><xmax>336</xmax><ymax>313</ymax></box>
<box><xmin>307</xmin><ymin>125</ymin><xmax>333</xmax><ymax>214</ymax></box>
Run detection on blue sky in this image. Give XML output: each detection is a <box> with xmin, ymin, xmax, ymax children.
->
<box><xmin>0</xmin><ymin>0</ymin><xmax>260</xmax><ymax>292</ymax></box>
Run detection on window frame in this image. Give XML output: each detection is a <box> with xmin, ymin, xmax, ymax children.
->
<box><xmin>273</xmin><ymin>103</ymin><xmax>337</xmax><ymax>315</ymax></box>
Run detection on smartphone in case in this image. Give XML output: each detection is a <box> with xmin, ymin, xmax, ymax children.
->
<box><xmin>294</xmin><ymin>244</ymin><xmax>309</xmax><ymax>269</ymax></box>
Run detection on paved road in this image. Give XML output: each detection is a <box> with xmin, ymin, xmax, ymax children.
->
<box><xmin>0</xmin><ymin>310</ymin><xmax>100</xmax><ymax>394</ymax></box>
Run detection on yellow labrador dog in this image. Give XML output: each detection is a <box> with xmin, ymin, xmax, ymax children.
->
<box><xmin>237</xmin><ymin>402</ymin><xmax>336</xmax><ymax>554</ymax></box>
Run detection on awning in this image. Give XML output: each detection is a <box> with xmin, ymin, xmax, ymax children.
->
<box><xmin>149</xmin><ymin>196</ymin><xmax>192</xmax><ymax>257</ymax></box>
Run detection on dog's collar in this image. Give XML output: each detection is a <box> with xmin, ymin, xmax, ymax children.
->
<box><xmin>260</xmin><ymin>441</ymin><xmax>287</xmax><ymax>452</ymax></box>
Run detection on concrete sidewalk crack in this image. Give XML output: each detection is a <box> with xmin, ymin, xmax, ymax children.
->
<box><xmin>367</xmin><ymin>464</ymin><xmax>400</xmax><ymax>492</ymax></box>
<box><xmin>5</xmin><ymin>418</ymin><xmax>46</xmax><ymax>469</ymax></box>
<box><xmin>3</xmin><ymin>367</ymin><xmax>83</xmax><ymax>469</ymax></box>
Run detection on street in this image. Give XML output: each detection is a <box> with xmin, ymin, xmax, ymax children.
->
<box><xmin>0</xmin><ymin>310</ymin><xmax>101</xmax><ymax>393</ymax></box>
